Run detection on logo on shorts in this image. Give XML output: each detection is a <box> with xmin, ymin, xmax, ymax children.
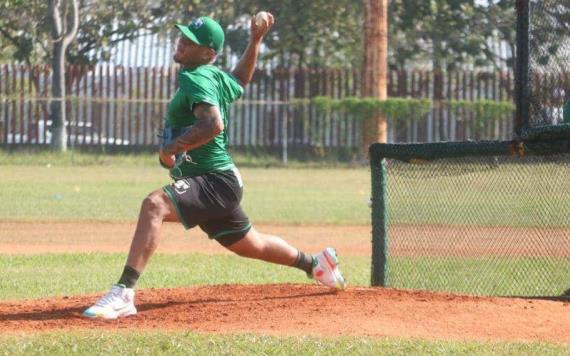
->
<box><xmin>174</xmin><ymin>180</ymin><xmax>190</xmax><ymax>194</ymax></box>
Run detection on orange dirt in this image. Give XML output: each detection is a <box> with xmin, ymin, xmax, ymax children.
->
<box><xmin>2</xmin><ymin>221</ymin><xmax>569</xmax><ymax>257</ymax></box>
<box><xmin>0</xmin><ymin>221</ymin><xmax>372</xmax><ymax>256</ymax></box>
<box><xmin>1</xmin><ymin>221</ymin><xmax>569</xmax><ymax>343</ymax></box>
<box><xmin>0</xmin><ymin>284</ymin><xmax>568</xmax><ymax>343</ymax></box>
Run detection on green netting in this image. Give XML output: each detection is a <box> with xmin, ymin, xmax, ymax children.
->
<box><xmin>369</xmin><ymin>140</ymin><xmax>570</xmax><ymax>297</ymax></box>
<box><xmin>526</xmin><ymin>1</ymin><xmax>570</xmax><ymax>127</ymax></box>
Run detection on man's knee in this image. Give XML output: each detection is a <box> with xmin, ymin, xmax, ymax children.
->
<box><xmin>141</xmin><ymin>190</ymin><xmax>170</xmax><ymax>219</ymax></box>
<box><xmin>226</xmin><ymin>230</ymin><xmax>265</xmax><ymax>258</ymax></box>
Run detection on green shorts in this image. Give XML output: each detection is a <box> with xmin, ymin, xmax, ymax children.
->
<box><xmin>163</xmin><ymin>168</ymin><xmax>251</xmax><ymax>247</ymax></box>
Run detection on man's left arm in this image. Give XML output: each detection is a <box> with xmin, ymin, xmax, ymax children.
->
<box><xmin>159</xmin><ymin>103</ymin><xmax>223</xmax><ymax>168</ymax></box>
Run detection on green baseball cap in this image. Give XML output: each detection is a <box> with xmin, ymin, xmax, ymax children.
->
<box><xmin>175</xmin><ymin>17</ymin><xmax>224</xmax><ymax>53</ymax></box>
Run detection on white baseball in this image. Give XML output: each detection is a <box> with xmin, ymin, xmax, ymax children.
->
<box><xmin>255</xmin><ymin>11</ymin><xmax>270</xmax><ymax>27</ymax></box>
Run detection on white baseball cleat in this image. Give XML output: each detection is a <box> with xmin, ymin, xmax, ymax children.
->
<box><xmin>312</xmin><ymin>247</ymin><xmax>345</xmax><ymax>290</ymax></box>
<box><xmin>82</xmin><ymin>284</ymin><xmax>137</xmax><ymax>319</ymax></box>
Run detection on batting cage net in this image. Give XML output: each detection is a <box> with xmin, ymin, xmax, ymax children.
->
<box><xmin>525</xmin><ymin>0</ymin><xmax>570</xmax><ymax>127</ymax></box>
<box><xmin>369</xmin><ymin>141</ymin><xmax>570</xmax><ymax>297</ymax></box>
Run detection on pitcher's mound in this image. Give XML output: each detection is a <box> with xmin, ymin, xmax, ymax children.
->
<box><xmin>1</xmin><ymin>284</ymin><xmax>568</xmax><ymax>343</ymax></box>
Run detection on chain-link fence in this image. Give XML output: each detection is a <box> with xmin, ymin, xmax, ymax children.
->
<box><xmin>527</xmin><ymin>1</ymin><xmax>570</xmax><ymax>127</ymax></box>
<box><xmin>370</xmin><ymin>141</ymin><xmax>570</xmax><ymax>297</ymax></box>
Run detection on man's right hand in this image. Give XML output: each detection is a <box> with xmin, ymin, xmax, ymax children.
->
<box><xmin>250</xmin><ymin>12</ymin><xmax>274</xmax><ymax>43</ymax></box>
<box><xmin>159</xmin><ymin>148</ymin><xmax>176</xmax><ymax>169</ymax></box>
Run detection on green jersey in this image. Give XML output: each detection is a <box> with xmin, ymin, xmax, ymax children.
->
<box><xmin>165</xmin><ymin>65</ymin><xmax>244</xmax><ymax>178</ymax></box>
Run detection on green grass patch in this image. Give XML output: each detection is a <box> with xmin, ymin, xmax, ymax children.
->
<box><xmin>1</xmin><ymin>253</ymin><xmax>566</xmax><ymax>300</ymax></box>
<box><xmin>3</xmin><ymin>152</ymin><xmax>570</xmax><ymax>227</ymax></box>
<box><xmin>3</xmin><ymin>151</ymin><xmax>570</xmax><ymax>227</ymax></box>
<box><xmin>0</xmin><ymin>253</ymin><xmax>370</xmax><ymax>301</ymax></box>
<box><xmin>0</xmin><ymin>165</ymin><xmax>371</xmax><ymax>224</ymax></box>
<box><xmin>0</xmin><ymin>330</ymin><xmax>567</xmax><ymax>355</ymax></box>
<box><xmin>0</xmin><ymin>149</ymin><xmax>361</xmax><ymax>168</ymax></box>
<box><xmin>387</xmin><ymin>161</ymin><xmax>570</xmax><ymax>228</ymax></box>
<box><xmin>388</xmin><ymin>256</ymin><xmax>570</xmax><ymax>297</ymax></box>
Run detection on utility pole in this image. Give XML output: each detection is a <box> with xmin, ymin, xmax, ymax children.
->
<box><xmin>362</xmin><ymin>0</ymin><xmax>388</xmax><ymax>151</ymax></box>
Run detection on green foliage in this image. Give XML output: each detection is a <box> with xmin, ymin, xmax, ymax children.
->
<box><xmin>233</xmin><ymin>0</ymin><xmax>364</xmax><ymax>67</ymax></box>
<box><xmin>69</xmin><ymin>0</ymin><xmax>166</xmax><ymax>65</ymax></box>
<box><xmin>389</xmin><ymin>0</ymin><xmax>516</xmax><ymax>70</ymax></box>
<box><xmin>309</xmin><ymin>96</ymin><xmax>513</xmax><ymax>132</ymax></box>
<box><xmin>0</xmin><ymin>0</ymin><xmax>168</xmax><ymax>65</ymax></box>
<box><xmin>382</xmin><ymin>98</ymin><xmax>433</xmax><ymax>122</ymax></box>
<box><xmin>0</xmin><ymin>0</ymin><xmax>49</xmax><ymax>65</ymax></box>
<box><xmin>528</xmin><ymin>2</ymin><xmax>570</xmax><ymax>67</ymax></box>
<box><xmin>0</xmin><ymin>0</ymin><xmax>520</xmax><ymax>70</ymax></box>
<box><xmin>448</xmin><ymin>99</ymin><xmax>514</xmax><ymax>134</ymax></box>
<box><xmin>0</xmin><ymin>0</ymin><xmax>364</xmax><ymax>68</ymax></box>
<box><xmin>311</xmin><ymin>96</ymin><xmax>432</xmax><ymax>122</ymax></box>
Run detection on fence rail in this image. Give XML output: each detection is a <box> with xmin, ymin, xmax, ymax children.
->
<box><xmin>0</xmin><ymin>64</ymin><xmax>545</xmax><ymax>149</ymax></box>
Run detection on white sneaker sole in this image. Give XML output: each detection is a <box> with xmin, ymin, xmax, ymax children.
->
<box><xmin>83</xmin><ymin>305</ymin><xmax>137</xmax><ymax>320</ymax></box>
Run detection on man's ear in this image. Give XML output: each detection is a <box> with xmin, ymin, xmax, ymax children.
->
<box><xmin>204</xmin><ymin>48</ymin><xmax>217</xmax><ymax>63</ymax></box>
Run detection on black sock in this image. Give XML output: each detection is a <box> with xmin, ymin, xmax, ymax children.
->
<box><xmin>292</xmin><ymin>250</ymin><xmax>314</xmax><ymax>275</ymax></box>
<box><xmin>117</xmin><ymin>265</ymin><xmax>140</xmax><ymax>288</ymax></box>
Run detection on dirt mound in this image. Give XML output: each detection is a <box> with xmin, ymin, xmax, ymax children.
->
<box><xmin>1</xmin><ymin>284</ymin><xmax>568</xmax><ymax>343</ymax></box>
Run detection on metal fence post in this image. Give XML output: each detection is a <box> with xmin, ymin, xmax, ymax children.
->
<box><xmin>371</xmin><ymin>157</ymin><xmax>388</xmax><ymax>286</ymax></box>
<box><xmin>282</xmin><ymin>104</ymin><xmax>288</xmax><ymax>165</ymax></box>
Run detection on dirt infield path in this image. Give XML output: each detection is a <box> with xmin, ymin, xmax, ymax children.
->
<box><xmin>2</xmin><ymin>221</ymin><xmax>569</xmax><ymax>257</ymax></box>
<box><xmin>0</xmin><ymin>221</ymin><xmax>372</xmax><ymax>256</ymax></box>
<box><xmin>0</xmin><ymin>284</ymin><xmax>568</xmax><ymax>344</ymax></box>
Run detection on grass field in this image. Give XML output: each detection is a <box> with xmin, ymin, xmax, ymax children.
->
<box><xmin>0</xmin><ymin>163</ymin><xmax>371</xmax><ymax>225</ymax></box>
<box><xmin>0</xmin><ymin>253</ymin><xmax>370</xmax><ymax>301</ymax></box>
<box><xmin>389</xmin><ymin>256</ymin><xmax>569</xmax><ymax>296</ymax></box>
<box><xmin>3</xmin><ymin>151</ymin><xmax>570</xmax><ymax>227</ymax></box>
<box><xmin>1</xmin><ymin>331</ymin><xmax>567</xmax><ymax>355</ymax></box>
<box><xmin>0</xmin><ymin>254</ymin><xmax>567</xmax><ymax>301</ymax></box>
<box><xmin>0</xmin><ymin>151</ymin><xmax>568</xmax><ymax>354</ymax></box>
<box><xmin>387</xmin><ymin>160</ymin><xmax>570</xmax><ymax>228</ymax></box>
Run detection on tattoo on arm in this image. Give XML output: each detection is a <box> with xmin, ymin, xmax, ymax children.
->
<box><xmin>164</xmin><ymin>103</ymin><xmax>224</xmax><ymax>155</ymax></box>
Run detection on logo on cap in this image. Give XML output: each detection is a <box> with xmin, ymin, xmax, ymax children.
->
<box><xmin>192</xmin><ymin>18</ymin><xmax>204</xmax><ymax>29</ymax></box>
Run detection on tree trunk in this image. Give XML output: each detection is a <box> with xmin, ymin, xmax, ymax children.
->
<box><xmin>50</xmin><ymin>42</ymin><xmax>67</xmax><ymax>151</ymax></box>
<box><xmin>48</xmin><ymin>0</ymin><xmax>78</xmax><ymax>151</ymax></box>
<box><xmin>362</xmin><ymin>0</ymin><xmax>388</xmax><ymax>153</ymax></box>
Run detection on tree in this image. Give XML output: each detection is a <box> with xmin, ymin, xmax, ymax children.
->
<box><xmin>154</xmin><ymin>0</ymin><xmax>365</xmax><ymax>67</ymax></box>
<box><xmin>388</xmin><ymin>0</ymin><xmax>516</xmax><ymax>71</ymax></box>
<box><xmin>527</xmin><ymin>1</ymin><xmax>570</xmax><ymax>69</ymax></box>
<box><xmin>362</xmin><ymin>0</ymin><xmax>388</xmax><ymax>148</ymax></box>
<box><xmin>1</xmin><ymin>0</ymin><xmax>364</xmax><ymax>69</ymax></box>
<box><xmin>474</xmin><ymin>0</ymin><xmax>516</xmax><ymax>69</ymax></box>
<box><xmin>0</xmin><ymin>0</ymin><xmax>165</xmax><ymax>66</ymax></box>
<box><xmin>0</xmin><ymin>0</ymin><xmax>50</xmax><ymax>66</ymax></box>
<box><xmin>68</xmin><ymin>0</ymin><xmax>169</xmax><ymax>65</ymax></box>
<box><xmin>226</xmin><ymin>0</ymin><xmax>364</xmax><ymax>68</ymax></box>
<box><xmin>48</xmin><ymin>0</ymin><xmax>78</xmax><ymax>151</ymax></box>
